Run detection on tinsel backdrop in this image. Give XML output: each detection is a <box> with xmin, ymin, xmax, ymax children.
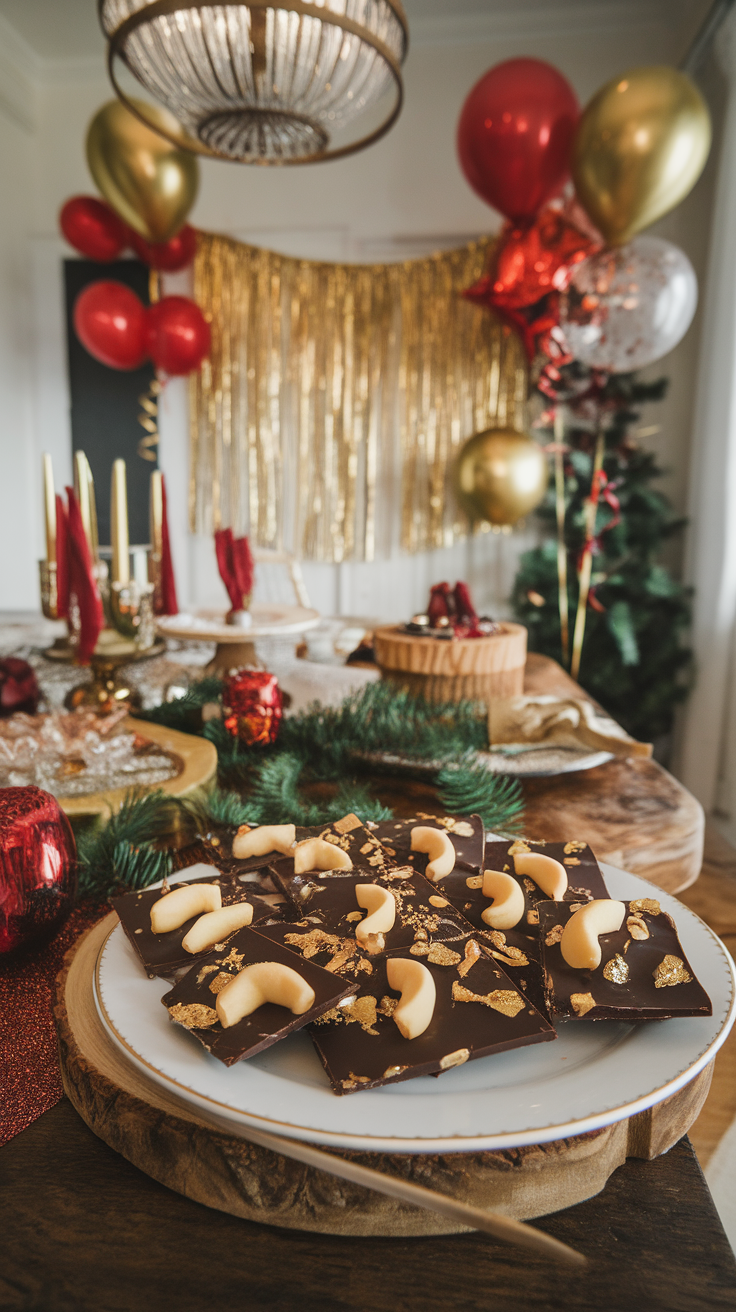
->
<box><xmin>189</xmin><ymin>232</ymin><xmax>527</xmax><ymax>562</ymax></box>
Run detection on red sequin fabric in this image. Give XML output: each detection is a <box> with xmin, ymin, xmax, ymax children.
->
<box><xmin>0</xmin><ymin>901</ymin><xmax>106</xmax><ymax>1145</ymax></box>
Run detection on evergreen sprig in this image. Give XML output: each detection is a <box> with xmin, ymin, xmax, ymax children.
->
<box><xmin>76</xmin><ymin>790</ymin><xmax>180</xmax><ymax>898</ymax></box>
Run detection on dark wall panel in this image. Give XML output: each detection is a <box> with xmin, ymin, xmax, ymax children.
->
<box><xmin>64</xmin><ymin>259</ymin><xmax>157</xmax><ymax>547</ymax></box>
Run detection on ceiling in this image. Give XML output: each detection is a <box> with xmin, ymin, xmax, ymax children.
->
<box><xmin>0</xmin><ymin>0</ymin><xmax>712</xmax><ymax>63</ymax></box>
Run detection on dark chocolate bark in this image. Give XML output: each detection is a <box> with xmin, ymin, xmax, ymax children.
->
<box><xmin>310</xmin><ymin>939</ymin><xmax>555</xmax><ymax>1094</ymax></box>
<box><xmin>267</xmin><ymin>866</ymin><xmax>478</xmax><ymax>958</ymax></box>
<box><xmin>255</xmin><ymin>918</ymin><xmax>375</xmax><ymax>984</ymax></box>
<box><xmin>537</xmin><ymin>897</ymin><xmax>712</xmax><ymax>1020</ymax></box>
<box><xmin>161</xmin><ymin>925</ymin><xmax>358</xmax><ymax>1066</ymax></box>
<box><xmin>110</xmin><ymin>866</ymin><xmax>281</xmax><ymax>979</ymax></box>
<box><xmin>368</xmin><ymin>813</ymin><xmax>485</xmax><ymax>877</ymax></box>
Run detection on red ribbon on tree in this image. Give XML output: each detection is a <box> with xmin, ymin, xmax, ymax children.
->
<box><xmin>64</xmin><ymin>488</ymin><xmax>103</xmax><ymax>663</ymax></box>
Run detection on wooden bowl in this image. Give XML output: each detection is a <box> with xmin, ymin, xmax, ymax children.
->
<box><xmin>373</xmin><ymin>622</ymin><xmax>527</xmax><ymax>704</ymax></box>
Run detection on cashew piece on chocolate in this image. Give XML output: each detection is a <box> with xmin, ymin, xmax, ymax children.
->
<box><xmin>513</xmin><ymin>851</ymin><xmax>568</xmax><ymax>901</ymax></box>
<box><xmin>293</xmin><ymin>837</ymin><xmax>353</xmax><ymax>874</ymax></box>
<box><xmin>560</xmin><ymin>899</ymin><xmax>626</xmax><ymax>971</ymax></box>
<box><xmin>386</xmin><ymin>957</ymin><xmax>436</xmax><ymax>1039</ymax></box>
<box><xmin>410</xmin><ymin>826</ymin><xmax>455</xmax><ymax>881</ymax></box>
<box><xmin>150</xmin><ymin>883</ymin><xmax>222</xmax><ymax>934</ymax></box>
<box><xmin>215</xmin><ymin>961</ymin><xmax>316</xmax><ymax>1028</ymax></box>
<box><xmin>232</xmin><ymin>823</ymin><xmax>296</xmax><ymax>859</ymax></box>
<box><xmin>481</xmin><ymin>870</ymin><xmax>525</xmax><ymax>930</ymax></box>
<box><xmin>181</xmin><ymin>903</ymin><xmax>254</xmax><ymax>954</ymax></box>
<box><xmin>354</xmin><ymin>884</ymin><xmax>396</xmax><ymax>950</ymax></box>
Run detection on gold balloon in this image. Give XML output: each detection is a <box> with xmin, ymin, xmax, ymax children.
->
<box><xmin>456</xmin><ymin>428</ymin><xmax>548</xmax><ymax>527</ymax></box>
<box><xmin>86</xmin><ymin>100</ymin><xmax>199</xmax><ymax>243</ymax></box>
<box><xmin>573</xmin><ymin>66</ymin><xmax>711</xmax><ymax>247</ymax></box>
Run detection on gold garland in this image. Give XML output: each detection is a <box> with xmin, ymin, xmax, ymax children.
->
<box><xmin>190</xmin><ymin>231</ymin><xmax>527</xmax><ymax>561</ymax></box>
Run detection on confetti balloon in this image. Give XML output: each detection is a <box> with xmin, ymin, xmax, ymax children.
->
<box><xmin>559</xmin><ymin>235</ymin><xmax>697</xmax><ymax>373</ymax></box>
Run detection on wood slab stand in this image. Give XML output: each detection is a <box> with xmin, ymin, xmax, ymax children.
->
<box><xmin>55</xmin><ymin>915</ymin><xmax>714</xmax><ymax>1239</ymax></box>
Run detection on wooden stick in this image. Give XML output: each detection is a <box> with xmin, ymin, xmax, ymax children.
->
<box><xmin>570</xmin><ymin>428</ymin><xmax>605</xmax><ymax>682</ymax></box>
<box><xmin>553</xmin><ymin>406</ymin><xmax>569</xmax><ymax>668</ymax></box>
<box><xmin>205</xmin><ymin>1115</ymin><xmax>587</xmax><ymax>1267</ymax></box>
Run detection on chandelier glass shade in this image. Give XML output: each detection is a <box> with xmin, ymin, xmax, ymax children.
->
<box><xmin>98</xmin><ymin>0</ymin><xmax>408</xmax><ymax>164</ymax></box>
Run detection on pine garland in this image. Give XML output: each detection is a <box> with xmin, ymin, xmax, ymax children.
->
<box><xmin>76</xmin><ymin>790</ymin><xmax>180</xmax><ymax>898</ymax></box>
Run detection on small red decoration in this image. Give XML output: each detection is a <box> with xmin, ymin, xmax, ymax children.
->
<box><xmin>457</xmin><ymin>59</ymin><xmax>579</xmax><ymax>221</ymax></box>
<box><xmin>223</xmin><ymin>670</ymin><xmax>283</xmax><ymax>746</ymax></box>
<box><xmin>0</xmin><ymin>660</ymin><xmax>40</xmax><ymax>717</ymax></box>
<box><xmin>0</xmin><ymin>786</ymin><xmax>77</xmax><ymax>956</ymax></box>
<box><xmin>424</xmin><ymin>582</ymin><xmax>484</xmax><ymax>638</ymax></box>
<box><xmin>59</xmin><ymin>196</ymin><xmax>129</xmax><ymax>262</ymax></box>
<box><xmin>146</xmin><ymin>296</ymin><xmax>210</xmax><ymax>376</ymax></box>
<box><xmin>64</xmin><ymin>487</ymin><xmax>104</xmax><ymax>664</ymax></box>
<box><xmin>130</xmin><ymin>225</ymin><xmax>197</xmax><ymax>272</ymax></box>
<box><xmin>214</xmin><ymin>528</ymin><xmax>254</xmax><ymax>615</ymax></box>
<box><xmin>73</xmin><ymin>280</ymin><xmax>148</xmax><ymax>370</ymax></box>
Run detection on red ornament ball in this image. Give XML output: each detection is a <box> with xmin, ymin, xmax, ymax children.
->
<box><xmin>0</xmin><ymin>786</ymin><xmax>77</xmax><ymax>956</ymax></box>
<box><xmin>0</xmin><ymin>658</ymin><xmax>40</xmax><ymax>717</ymax></box>
<box><xmin>223</xmin><ymin>670</ymin><xmax>283</xmax><ymax>747</ymax></box>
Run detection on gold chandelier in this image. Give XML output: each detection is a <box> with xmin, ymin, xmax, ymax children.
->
<box><xmin>98</xmin><ymin>0</ymin><xmax>408</xmax><ymax>164</ymax></box>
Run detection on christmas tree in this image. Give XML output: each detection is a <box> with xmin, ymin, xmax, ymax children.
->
<box><xmin>512</xmin><ymin>365</ymin><xmax>692</xmax><ymax>744</ymax></box>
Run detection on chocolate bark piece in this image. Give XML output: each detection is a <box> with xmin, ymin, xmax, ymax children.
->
<box><xmin>110</xmin><ymin>866</ymin><xmax>281</xmax><ymax>979</ymax></box>
<box><xmin>267</xmin><ymin>865</ymin><xmax>478</xmax><ymax>957</ymax></box>
<box><xmin>255</xmin><ymin>918</ymin><xmax>376</xmax><ymax>984</ymax></box>
<box><xmin>310</xmin><ymin>940</ymin><xmax>556</xmax><ymax>1094</ymax></box>
<box><xmin>537</xmin><ymin>898</ymin><xmax>712</xmax><ymax>1020</ymax></box>
<box><xmin>269</xmin><ymin>814</ymin><xmax>392</xmax><ymax>897</ymax></box>
<box><xmin>162</xmin><ymin>926</ymin><xmax>358</xmax><ymax>1067</ymax></box>
<box><xmin>368</xmin><ymin>813</ymin><xmax>485</xmax><ymax>877</ymax></box>
<box><xmin>192</xmin><ymin>824</ymin><xmax>283</xmax><ymax>893</ymax></box>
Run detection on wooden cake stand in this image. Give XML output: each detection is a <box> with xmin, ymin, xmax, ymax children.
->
<box><xmin>55</xmin><ymin>915</ymin><xmax>714</xmax><ymax>1239</ymax></box>
<box><xmin>156</xmin><ymin>604</ymin><xmax>321</xmax><ymax>673</ymax></box>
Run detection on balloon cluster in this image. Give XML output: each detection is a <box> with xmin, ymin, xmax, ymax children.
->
<box><xmin>455</xmin><ymin>58</ymin><xmax>711</xmax><ymax>525</ymax></box>
<box><xmin>59</xmin><ymin>101</ymin><xmax>209</xmax><ymax>377</ymax></box>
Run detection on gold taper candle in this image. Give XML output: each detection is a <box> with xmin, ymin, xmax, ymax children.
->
<box><xmin>42</xmin><ymin>453</ymin><xmax>56</xmax><ymax>564</ymax></box>
<box><xmin>149</xmin><ymin>469</ymin><xmax>163</xmax><ymax>559</ymax></box>
<box><xmin>73</xmin><ymin>451</ymin><xmax>99</xmax><ymax>559</ymax></box>
<box><xmin>111</xmin><ymin>459</ymin><xmax>130</xmax><ymax>584</ymax></box>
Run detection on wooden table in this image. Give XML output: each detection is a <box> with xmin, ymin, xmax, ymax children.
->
<box><xmin>1</xmin><ymin>1100</ymin><xmax>734</xmax><ymax>1312</ymax></box>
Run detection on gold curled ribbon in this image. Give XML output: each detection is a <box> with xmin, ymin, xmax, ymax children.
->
<box><xmin>137</xmin><ymin>378</ymin><xmax>162</xmax><ymax>463</ymax></box>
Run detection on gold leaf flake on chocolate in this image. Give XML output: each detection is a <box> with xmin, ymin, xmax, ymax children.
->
<box><xmin>508</xmin><ymin>840</ymin><xmax>531</xmax><ymax>856</ymax></box>
<box><xmin>317</xmin><ymin>996</ymin><xmax>380</xmax><ymax>1034</ymax></box>
<box><xmin>358</xmin><ymin>958</ymin><xmax>373</xmax><ymax>974</ymax></box>
<box><xmin>345</xmin><ymin>910</ymin><xmax>363</xmax><ymax>922</ymax></box>
<box><xmin>653</xmin><ymin>955</ymin><xmax>692</xmax><ymax>988</ymax></box>
<box><xmin>570</xmin><ymin>992</ymin><xmax>596</xmax><ymax>1017</ymax></box>
<box><xmin>383</xmin><ymin>866</ymin><xmax>414</xmax><ymax>880</ymax></box>
<box><xmin>490</xmin><ymin>945</ymin><xmax>530</xmax><ymax>968</ymax></box>
<box><xmin>222</xmin><ymin>946</ymin><xmax>245</xmax><ymax>970</ymax></box>
<box><xmin>360</xmin><ymin>842</ymin><xmax>373</xmax><ymax>854</ymax></box>
<box><xmin>563</xmin><ymin>841</ymin><xmax>587</xmax><ymax>854</ymax></box>
<box><xmin>457</xmin><ymin>939</ymin><xmax>482</xmax><ymax>978</ymax></box>
<box><xmin>332</xmin><ymin>815</ymin><xmax>362</xmax><ymax>835</ymax></box>
<box><xmin>383</xmin><ymin>1064</ymin><xmax>409</xmax><ymax>1078</ymax></box>
<box><xmin>451</xmin><ymin>982</ymin><xmax>526</xmax><ymax>1017</ymax></box>
<box><xmin>196</xmin><ymin>963</ymin><xmax>220</xmax><ymax>984</ymax></box>
<box><xmin>603</xmin><ymin>954</ymin><xmax>629</xmax><ymax>984</ymax></box>
<box><xmin>568</xmin><ymin>904</ymin><xmax>585</xmax><ymax>914</ymax></box>
<box><xmin>563</xmin><ymin>857</ymin><xmax>581</xmax><ymax>866</ymax></box>
<box><xmin>545</xmin><ymin>924</ymin><xmax>564</xmax><ymax>947</ymax></box>
<box><xmin>627</xmin><ymin>914</ymin><xmax>649</xmax><ymax>941</ymax></box>
<box><xmin>427</xmin><ymin>943</ymin><xmax>462</xmax><ymax>966</ymax></box>
<box><xmin>630</xmin><ymin>898</ymin><xmax>661</xmax><ymax>917</ymax></box>
<box><xmin>367</xmin><ymin>853</ymin><xmax>385</xmax><ymax>866</ymax></box>
<box><xmin>485</xmin><ymin>930</ymin><xmax>506</xmax><ymax>949</ymax></box>
<box><xmin>440</xmin><ymin>1048</ymin><xmax>470</xmax><ymax>1070</ymax></box>
<box><xmin>465</xmin><ymin>875</ymin><xmax>483</xmax><ymax>889</ymax></box>
<box><xmin>410</xmin><ymin>941</ymin><xmax>430</xmax><ymax>955</ymax></box>
<box><xmin>447</xmin><ymin>820</ymin><xmax>474</xmax><ymax>837</ymax></box>
<box><xmin>377</xmin><ymin>995</ymin><xmax>398</xmax><ymax>1017</ymax></box>
<box><xmin>523</xmin><ymin>878</ymin><xmax>536</xmax><ymax>893</ymax></box>
<box><xmin>341</xmin><ymin>1071</ymin><xmax>371</xmax><ymax>1090</ymax></box>
<box><xmin>526</xmin><ymin>909</ymin><xmax>539</xmax><ymax>926</ymax></box>
<box><xmin>208</xmin><ymin>971</ymin><xmax>233</xmax><ymax>995</ymax></box>
<box><xmin>168</xmin><ymin>1003</ymin><xmax>219</xmax><ymax>1029</ymax></box>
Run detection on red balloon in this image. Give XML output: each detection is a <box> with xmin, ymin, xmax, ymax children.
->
<box><xmin>60</xmin><ymin>196</ymin><xmax>129</xmax><ymax>262</ymax></box>
<box><xmin>130</xmin><ymin>225</ymin><xmax>197</xmax><ymax>272</ymax></box>
<box><xmin>457</xmin><ymin>59</ymin><xmax>579</xmax><ymax>221</ymax></box>
<box><xmin>146</xmin><ymin>296</ymin><xmax>210</xmax><ymax>375</ymax></box>
<box><xmin>73</xmin><ymin>281</ymin><xmax>148</xmax><ymax>370</ymax></box>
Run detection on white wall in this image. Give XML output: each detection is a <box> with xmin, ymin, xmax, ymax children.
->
<box><xmin>0</xmin><ymin>3</ymin><xmax>718</xmax><ymax>622</ymax></box>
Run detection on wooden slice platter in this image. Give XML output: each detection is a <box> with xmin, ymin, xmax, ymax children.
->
<box><xmin>54</xmin><ymin>914</ymin><xmax>715</xmax><ymax>1238</ymax></box>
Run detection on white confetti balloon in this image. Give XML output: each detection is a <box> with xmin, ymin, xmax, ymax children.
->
<box><xmin>559</xmin><ymin>235</ymin><xmax>697</xmax><ymax>373</ymax></box>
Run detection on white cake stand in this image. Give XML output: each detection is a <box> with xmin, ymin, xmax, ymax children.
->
<box><xmin>156</xmin><ymin>604</ymin><xmax>321</xmax><ymax>673</ymax></box>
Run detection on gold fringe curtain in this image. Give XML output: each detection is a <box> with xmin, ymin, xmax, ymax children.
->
<box><xmin>190</xmin><ymin>232</ymin><xmax>527</xmax><ymax>561</ymax></box>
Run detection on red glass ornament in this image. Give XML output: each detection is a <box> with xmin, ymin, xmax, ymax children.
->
<box><xmin>73</xmin><ymin>281</ymin><xmax>148</xmax><ymax>371</ymax></box>
<box><xmin>130</xmin><ymin>225</ymin><xmax>197</xmax><ymax>272</ymax></box>
<box><xmin>0</xmin><ymin>786</ymin><xmax>77</xmax><ymax>956</ymax></box>
<box><xmin>223</xmin><ymin>671</ymin><xmax>283</xmax><ymax>747</ymax></box>
<box><xmin>457</xmin><ymin>59</ymin><xmax>579</xmax><ymax>221</ymax></box>
<box><xmin>59</xmin><ymin>196</ymin><xmax>129</xmax><ymax>262</ymax></box>
<box><xmin>146</xmin><ymin>296</ymin><xmax>210</xmax><ymax>376</ymax></box>
<box><xmin>0</xmin><ymin>659</ymin><xmax>40</xmax><ymax>717</ymax></box>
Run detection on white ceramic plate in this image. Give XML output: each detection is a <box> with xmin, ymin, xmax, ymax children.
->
<box><xmin>95</xmin><ymin>865</ymin><xmax>736</xmax><ymax>1154</ymax></box>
